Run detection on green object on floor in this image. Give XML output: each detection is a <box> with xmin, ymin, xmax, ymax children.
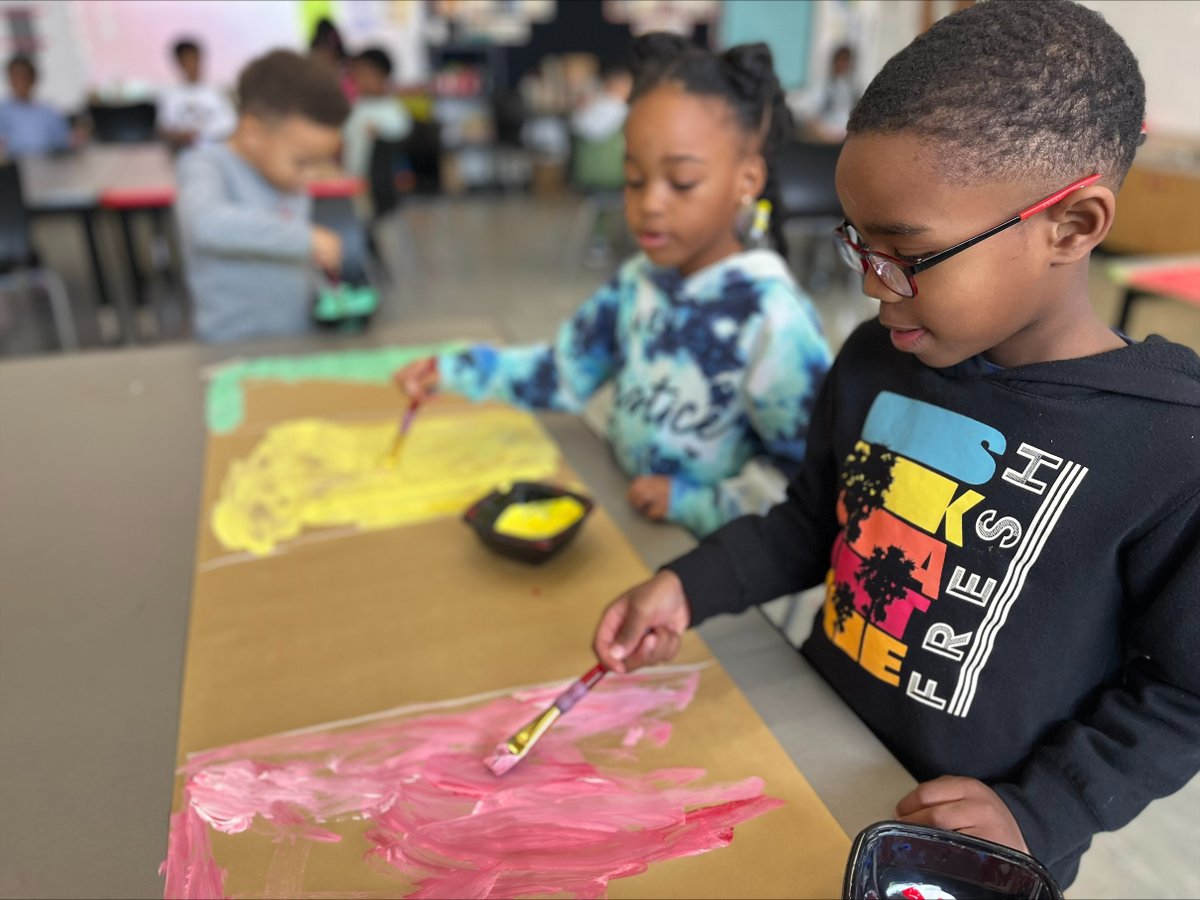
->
<box><xmin>315</xmin><ymin>284</ymin><xmax>380</xmax><ymax>322</ymax></box>
<box><xmin>205</xmin><ymin>342</ymin><xmax>466</xmax><ymax>434</ymax></box>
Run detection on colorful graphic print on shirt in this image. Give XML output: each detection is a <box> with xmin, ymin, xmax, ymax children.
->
<box><xmin>819</xmin><ymin>391</ymin><xmax>1089</xmax><ymax>718</ymax></box>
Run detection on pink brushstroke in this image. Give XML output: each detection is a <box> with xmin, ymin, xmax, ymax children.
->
<box><xmin>162</xmin><ymin>668</ymin><xmax>783</xmax><ymax>899</ymax></box>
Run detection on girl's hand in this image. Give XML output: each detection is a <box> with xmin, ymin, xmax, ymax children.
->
<box><xmin>593</xmin><ymin>570</ymin><xmax>691</xmax><ymax>674</ymax></box>
<box><xmin>628</xmin><ymin>475</ymin><xmax>672</xmax><ymax>520</ymax></box>
<box><xmin>895</xmin><ymin>776</ymin><xmax>1029</xmax><ymax>854</ymax></box>
<box><xmin>394</xmin><ymin>359</ymin><xmax>439</xmax><ymax>402</ymax></box>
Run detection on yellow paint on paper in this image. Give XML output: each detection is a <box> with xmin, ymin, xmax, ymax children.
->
<box><xmin>493</xmin><ymin>497</ymin><xmax>585</xmax><ymax>540</ymax></box>
<box><xmin>211</xmin><ymin>409</ymin><xmax>560</xmax><ymax>555</ymax></box>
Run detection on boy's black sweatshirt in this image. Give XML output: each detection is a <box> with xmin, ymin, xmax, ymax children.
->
<box><xmin>667</xmin><ymin>320</ymin><xmax>1200</xmax><ymax>886</ymax></box>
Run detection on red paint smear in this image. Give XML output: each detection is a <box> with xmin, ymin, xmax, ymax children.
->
<box><xmin>162</xmin><ymin>669</ymin><xmax>783</xmax><ymax>899</ymax></box>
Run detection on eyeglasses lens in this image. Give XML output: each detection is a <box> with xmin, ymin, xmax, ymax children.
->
<box><xmin>835</xmin><ymin>227</ymin><xmax>866</xmax><ymax>271</ymax></box>
<box><xmin>872</xmin><ymin>257</ymin><xmax>915</xmax><ymax>297</ymax></box>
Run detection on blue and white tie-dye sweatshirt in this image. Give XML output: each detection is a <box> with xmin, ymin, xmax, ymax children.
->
<box><xmin>437</xmin><ymin>249</ymin><xmax>832</xmax><ymax>536</ymax></box>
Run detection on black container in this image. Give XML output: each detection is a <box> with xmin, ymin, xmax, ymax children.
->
<box><xmin>462</xmin><ymin>482</ymin><xmax>594</xmax><ymax>565</ymax></box>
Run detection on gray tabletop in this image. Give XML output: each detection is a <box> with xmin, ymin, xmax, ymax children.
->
<box><xmin>18</xmin><ymin>143</ymin><xmax>176</xmax><ymax>212</ymax></box>
<box><xmin>0</xmin><ymin>323</ymin><xmax>912</xmax><ymax>899</ymax></box>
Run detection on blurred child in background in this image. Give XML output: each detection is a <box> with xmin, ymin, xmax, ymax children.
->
<box><xmin>0</xmin><ymin>55</ymin><xmax>75</xmax><ymax>157</ymax></box>
<box><xmin>342</xmin><ymin>47</ymin><xmax>411</xmax><ymax>178</ymax></box>
<box><xmin>570</xmin><ymin>62</ymin><xmax>633</xmax><ymax>143</ymax></box>
<box><xmin>175</xmin><ymin>50</ymin><xmax>349</xmax><ymax>343</ymax></box>
<box><xmin>157</xmin><ymin>38</ymin><xmax>236</xmax><ymax>148</ymax></box>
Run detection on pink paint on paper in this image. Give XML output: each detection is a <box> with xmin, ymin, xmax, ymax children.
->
<box><xmin>162</xmin><ymin>668</ymin><xmax>783</xmax><ymax>899</ymax></box>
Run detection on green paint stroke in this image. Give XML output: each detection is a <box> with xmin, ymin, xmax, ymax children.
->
<box><xmin>206</xmin><ymin>342</ymin><xmax>466</xmax><ymax>434</ymax></box>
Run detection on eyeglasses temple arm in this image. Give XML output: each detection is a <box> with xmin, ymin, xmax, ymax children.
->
<box><xmin>1018</xmin><ymin>173</ymin><xmax>1103</xmax><ymax>220</ymax></box>
<box><xmin>910</xmin><ymin>173</ymin><xmax>1104</xmax><ymax>275</ymax></box>
<box><xmin>908</xmin><ymin>217</ymin><xmax>1019</xmax><ymax>275</ymax></box>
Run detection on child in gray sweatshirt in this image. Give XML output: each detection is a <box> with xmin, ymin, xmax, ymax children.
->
<box><xmin>176</xmin><ymin>50</ymin><xmax>349</xmax><ymax>343</ymax></box>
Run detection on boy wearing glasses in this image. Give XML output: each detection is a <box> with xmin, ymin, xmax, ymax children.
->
<box><xmin>592</xmin><ymin>0</ymin><xmax>1200</xmax><ymax>889</ymax></box>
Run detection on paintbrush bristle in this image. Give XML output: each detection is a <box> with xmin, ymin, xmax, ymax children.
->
<box><xmin>484</xmin><ymin>705</ymin><xmax>562</xmax><ymax>776</ymax></box>
<box><xmin>484</xmin><ymin>744</ymin><xmax>522</xmax><ymax>776</ymax></box>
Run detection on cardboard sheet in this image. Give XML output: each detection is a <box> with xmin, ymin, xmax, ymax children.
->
<box><xmin>167</xmin><ymin>375</ymin><xmax>849</xmax><ymax>898</ymax></box>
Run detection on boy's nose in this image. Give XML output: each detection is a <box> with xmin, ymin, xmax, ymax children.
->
<box><xmin>863</xmin><ymin>267</ymin><xmax>906</xmax><ymax>304</ymax></box>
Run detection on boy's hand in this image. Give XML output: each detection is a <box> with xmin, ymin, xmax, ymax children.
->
<box><xmin>310</xmin><ymin>225</ymin><xmax>343</xmax><ymax>274</ymax></box>
<box><xmin>895</xmin><ymin>776</ymin><xmax>1029</xmax><ymax>854</ymax></box>
<box><xmin>393</xmin><ymin>358</ymin><xmax>440</xmax><ymax>402</ymax></box>
<box><xmin>593</xmin><ymin>570</ymin><xmax>690</xmax><ymax>674</ymax></box>
<box><xmin>628</xmin><ymin>475</ymin><xmax>671</xmax><ymax>520</ymax></box>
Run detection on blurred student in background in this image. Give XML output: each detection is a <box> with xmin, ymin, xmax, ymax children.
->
<box><xmin>158</xmin><ymin>38</ymin><xmax>236</xmax><ymax>148</ymax></box>
<box><xmin>802</xmin><ymin>44</ymin><xmax>860</xmax><ymax>144</ymax></box>
<box><xmin>175</xmin><ymin>50</ymin><xmax>349</xmax><ymax>343</ymax></box>
<box><xmin>570</xmin><ymin>63</ymin><xmax>633</xmax><ymax>143</ymax></box>
<box><xmin>309</xmin><ymin>18</ymin><xmax>356</xmax><ymax>103</ymax></box>
<box><xmin>341</xmin><ymin>47</ymin><xmax>411</xmax><ymax>178</ymax></box>
<box><xmin>0</xmin><ymin>55</ymin><xmax>76</xmax><ymax>157</ymax></box>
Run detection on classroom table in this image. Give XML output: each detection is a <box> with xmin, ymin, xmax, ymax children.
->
<box><xmin>17</xmin><ymin>144</ymin><xmax>367</xmax><ymax>346</ymax></box>
<box><xmin>0</xmin><ymin>321</ymin><xmax>914</xmax><ymax>899</ymax></box>
<box><xmin>1106</xmin><ymin>254</ymin><xmax>1200</xmax><ymax>332</ymax></box>
<box><xmin>20</xmin><ymin>144</ymin><xmax>184</xmax><ymax>343</ymax></box>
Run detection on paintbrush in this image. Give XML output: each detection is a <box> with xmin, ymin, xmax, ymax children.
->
<box><xmin>385</xmin><ymin>398</ymin><xmax>421</xmax><ymax>468</ymax></box>
<box><xmin>385</xmin><ymin>359</ymin><xmax>435</xmax><ymax>468</ymax></box>
<box><xmin>485</xmin><ymin>663</ymin><xmax>606</xmax><ymax>776</ymax></box>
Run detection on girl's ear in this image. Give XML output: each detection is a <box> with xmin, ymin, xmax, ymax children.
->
<box><xmin>737</xmin><ymin>151</ymin><xmax>767</xmax><ymax>202</ymax></box>
<box><xmin>1045</xmin><ymin>185</ymin><xmax>1115</xmax><ymax>265</ymax></box>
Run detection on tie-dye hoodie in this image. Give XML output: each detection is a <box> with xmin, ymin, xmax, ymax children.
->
<box><xmin>437</xmin><ymin>249</ymin><xmax>832</xmax><ymax>536</ymax></box>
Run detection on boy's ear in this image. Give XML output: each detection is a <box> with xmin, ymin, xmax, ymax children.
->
<box><xmin>1045</xmin><ymin>185</ymin><xmax>1116</xmax><ymax>265</ymax></box>
<box><xmin>239</xmin><ymin>113</ymin><xmax>267</xmax><ymax>146</ymax></box>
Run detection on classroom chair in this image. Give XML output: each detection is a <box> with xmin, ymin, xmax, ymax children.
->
<box><xmin>563</xmin><ymin>129</ymin><xmax>628</xmax><ymax>270</ymax></box>
<box><xmin>0</xmin><ymin>161</ymin><xmax>79</xmax><ymax>351</ymax></box>
<box><xmin>404</xmin><ymin>120</ymin><xmax>444</xmax><ymax>196</ymax></box>
<box><xmin>366</xmin><ymin>137</ymin><xmax>423</xmax><ymax>283</ymax></box>
<box><xmin>88</xmin><ymin>102</ymin><xmax>158</xmax><ymax>144</ymax></box>
<box><xmin>775</xmin><ymin>139</ymin><xmax>846</xmax><ymax>291</ymax></box>
<box><xmin>491</xmin><ymin>91</ymin><xmax>532</xmax><ymax>191</ymax></box>
<box><xmin>367</xmin><ymin>137</ymin><xmax>411</xmax><ymax>221</ymax></box>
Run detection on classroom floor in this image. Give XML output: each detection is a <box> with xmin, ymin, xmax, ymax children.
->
<box><xmin>7</xmin><ymin>195</ymin><xmax>1200</xmax><ymax>898</ymax></box>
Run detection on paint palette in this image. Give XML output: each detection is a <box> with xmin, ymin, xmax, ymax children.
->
<box><xmin>463</xmin><ymin>482</ymin><xmax>594</xmax><ymax>564</ymax></box>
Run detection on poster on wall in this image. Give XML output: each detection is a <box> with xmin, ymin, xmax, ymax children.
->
<box><xmin>72</xmin><ymin>0</ymin><xmax>307</xmax><ymax>96</ymax></box>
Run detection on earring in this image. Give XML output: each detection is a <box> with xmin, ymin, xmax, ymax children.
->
<box><xmin>748</xmin><ymin>199</ymin><xmax>773</xmax><ymax>247</ymax></box>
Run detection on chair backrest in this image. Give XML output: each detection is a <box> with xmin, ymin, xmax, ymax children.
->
<box><xmin>404</xmin><ymin>120</ymin><xmax>442</xmax><ymax>195</ymax></box>
<box><xmin>0</xmin><ymin>162</ymin><xmax>34</xmax><ymax>271</ymax></box>
<box><xmin>89</xmin><ymin>102</ymin><xmax>158</xmax><ymax>144</ymax></box>
<box><xmin>367</xmin><ymin>137</ymin><xmax>409</xmax><ymax>219</ymax></box>
<box><xmin>492</xmin><ymin>92</ymin><xmax>527</xmax><ymax>148</ymax></box>
<box><xmin>571</xmin><ymin>130</ymin><xmax>626</xmax><ymax>193</ymax></box>
<box><xmin>775</xmin><ymin>140</ymin><xmax>844</xmax><ymax>221</ymax></box>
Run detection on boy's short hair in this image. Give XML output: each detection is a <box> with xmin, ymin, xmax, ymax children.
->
<box><xmin>236</xmin><ymin>49</ymin><xmax>349</xmax><ymax>127</ymax></box>
<box><xmin>848</xmin><ymin>0</ymin><xmax>1145</xmax><ymax>187</ymax></box>
<box><xmin>7</xmin><ymin>54</ymin><xmax>35</xmax><ymax>80</ymax></box>
<box><xmin>355</xmin><ymin>47</ymin><xmax>393</xmax><ymax>79</ymax></box>
<box><xmin>173</xmin><ymin>38</ymin><xmax>201</xmax><ymax>60</ymax></box>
